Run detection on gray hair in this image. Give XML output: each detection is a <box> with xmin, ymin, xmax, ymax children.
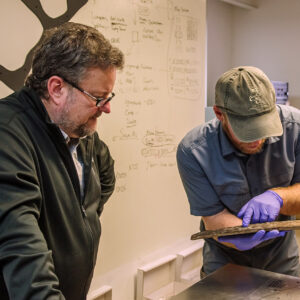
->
<box><xmin>25</xmin><ymin>22</ymin><xmax>124</xmax><ymax>98</ymax></box>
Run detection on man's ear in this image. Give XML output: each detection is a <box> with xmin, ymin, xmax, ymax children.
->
<box><xmin>47</xmin><ymin>76</ymin><xmax>67</xmax><ymax>105</ymax></box>
<box><xmin>213</xmin><ymin>105</ymin><xmax>225</xmax><ymax>122</ymax></box>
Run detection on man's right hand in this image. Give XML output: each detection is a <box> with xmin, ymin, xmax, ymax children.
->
<box><xmin>218</xmin><ymin>230</ymin><xmax>286</xmax><ymax>251</ymax></box>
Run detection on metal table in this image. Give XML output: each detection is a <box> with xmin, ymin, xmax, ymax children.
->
<box><xmin>170</xmin><ymin>263</ymin><xmax>300</xmax><ymax>299</ymax></box>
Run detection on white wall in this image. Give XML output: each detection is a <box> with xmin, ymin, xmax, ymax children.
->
<box><xmin>207</xmin><ymin>0</ymin><xmax>300</xmax><ymax>108</ymax></box>
<box><xmin>207</xmin><ymin>0</ymin><xmax>233</xmax><ymax>106</ymax></box>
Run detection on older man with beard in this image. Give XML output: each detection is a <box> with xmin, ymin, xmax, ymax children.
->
<box><xmin>177</xmin><ymin>66</ymin><xmax>300</xmax><ymax>279</ymax></box>
<box><xmin>0</xmin><ymin>22</ymin><xmax>124</xmax><ymax>299</ymax></box>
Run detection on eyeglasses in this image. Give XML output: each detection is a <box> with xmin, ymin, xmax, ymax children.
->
<box><xmin>62</xmin><ymin>77</ymin><xmax>115</xmax><ymax>107</ymax></box>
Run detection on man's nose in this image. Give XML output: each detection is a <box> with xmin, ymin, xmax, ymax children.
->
<box><xmin>99</xmin><ymin>102</ymin><xmax>111</xmax><ymax>114</ymax></box>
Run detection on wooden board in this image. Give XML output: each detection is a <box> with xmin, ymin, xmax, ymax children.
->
<box><xmin>191</xmin><ymin>220</ymin><xmax>300</xmax><ymax>240</ymax></box>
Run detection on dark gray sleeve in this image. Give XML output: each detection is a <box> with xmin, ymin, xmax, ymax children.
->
<box><xmin>94</xmin><ymin>133</ymin><xmax>116</xmax><ymax>216</ymax></box>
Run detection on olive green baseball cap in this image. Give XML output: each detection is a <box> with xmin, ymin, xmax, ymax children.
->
<box><xmin>215</xmin><ymin>66</ymin><xmax>283</xmax><ymax>142</ymax></box>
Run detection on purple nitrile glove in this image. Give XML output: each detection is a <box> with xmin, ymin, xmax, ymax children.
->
<box><xmin>218</xmin><ymin>230</ymin><xmax>286</xmax><ymax>251</ymax></box>
<box><xmin>237</xmin><ymin>190</ymin><xmax>283</xmax><ymax>227</ymax></box>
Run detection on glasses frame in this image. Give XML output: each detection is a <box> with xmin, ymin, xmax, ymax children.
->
<box><xmin>61</xmin><ymin>77</ymin><xmax>115</xmax><ymax>107</ymax></box>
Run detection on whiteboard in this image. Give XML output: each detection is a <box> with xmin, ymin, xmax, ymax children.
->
<box><xmin>0</xmin><ymin>0</ymin><xmax>206</xmax><ymax>286</ymax></box>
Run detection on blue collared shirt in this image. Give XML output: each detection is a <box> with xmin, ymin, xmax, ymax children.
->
<box><xmin>177</xmin><ymin>105</ymin><xmax>300</xmax><ymax>217</ymax></box>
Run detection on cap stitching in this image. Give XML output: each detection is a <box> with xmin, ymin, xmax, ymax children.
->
<box><xmin>224</xmin><ymin>72</ymin><xmax>239</xmax><ymax>108</ymax></box>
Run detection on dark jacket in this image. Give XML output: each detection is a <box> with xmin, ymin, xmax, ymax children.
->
<box><xmin>0</xmin><ymin>87</ymin><xmax>115</xmax><ymax>299</ymax></box>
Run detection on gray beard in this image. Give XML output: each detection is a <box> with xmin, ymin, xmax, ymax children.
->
<box><xmin>55</xmin><ymin>92</ymin><xmax>96</xmax><ymax>138</ymax></box>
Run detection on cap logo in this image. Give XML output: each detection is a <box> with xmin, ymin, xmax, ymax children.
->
<box><xmin>247</xmin><ymin>77</ymin><xmax>266</xmax><ymax>110</ymax></box>
<box><xmin>249</xmin><ymin>93</ymin><xmax>261</xmax><ymax>104</ymax></box>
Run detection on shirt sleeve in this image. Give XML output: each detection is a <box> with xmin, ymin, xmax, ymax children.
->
<box><xmin>0</xmin><ymin>125</ymin><xmax>65</xmax><ymax>299</ymax></box>
<box><xmin>176</xmin><ymin>142</ymin><xmax>225</xmax><ymax>216</ymax></box>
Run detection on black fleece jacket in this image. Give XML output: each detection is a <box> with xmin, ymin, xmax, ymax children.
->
<box><xmin>0</xmin><ymin>87</ymin><xmax>115</xmax><ymax>299</ymax></box>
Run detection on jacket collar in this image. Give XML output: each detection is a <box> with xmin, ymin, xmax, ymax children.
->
<box><xmin>18</xmin><ymin>87</ymin><xmax>53</xmax><ymax>124</ymax></box>
<box><xmin>17</xmin><ymin>87</ymin><xmax>68</xmax><ymax>145</ymax></box>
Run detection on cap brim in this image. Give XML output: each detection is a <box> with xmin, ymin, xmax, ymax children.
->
<box><xmin>226</xmin><ymin>107</ymin><xmax>283</xmax><ymax>142</ymax></box>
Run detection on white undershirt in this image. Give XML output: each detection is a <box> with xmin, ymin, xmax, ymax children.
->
<box><xmin>60</xmin><ymin>130</ymin><xmax>84</xmax><ymax>199</ymax></box>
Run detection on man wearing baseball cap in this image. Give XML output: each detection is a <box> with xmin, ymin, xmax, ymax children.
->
<box><xmin>177</xmin><ymin>66</ymin><xmax>300</xmax><ymax>277</ymax></box>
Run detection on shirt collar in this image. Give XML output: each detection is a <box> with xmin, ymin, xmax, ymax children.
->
<box><xmin>60</xmin><ymin>129</ymin><xmax>69</xmax><ymax>142</ymax></box>
<box><xmin>60</xmin><ymin>129</ymin><xmax>80</xmax><ymax>149</ymax></box>
<box><xmin>265</xmin><ymin>136</ymin><xmax>280</xmax><ymax>144</ymax></box>
<box><xmin>219</xmin><ymin>125</ymin><xmax>236</xmax><ymax>157</ymax></box>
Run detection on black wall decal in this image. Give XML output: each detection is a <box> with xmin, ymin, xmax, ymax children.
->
<box><xmin>0</xmin><ymin>0</ymin><xmax>88</xmax><ymax>92</ymax></box>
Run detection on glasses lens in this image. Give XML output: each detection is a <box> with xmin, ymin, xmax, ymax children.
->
<box><xmin>97</xmin><ymin>93</ymin><xmax>115</xmax><ymax>107</ymax></box>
